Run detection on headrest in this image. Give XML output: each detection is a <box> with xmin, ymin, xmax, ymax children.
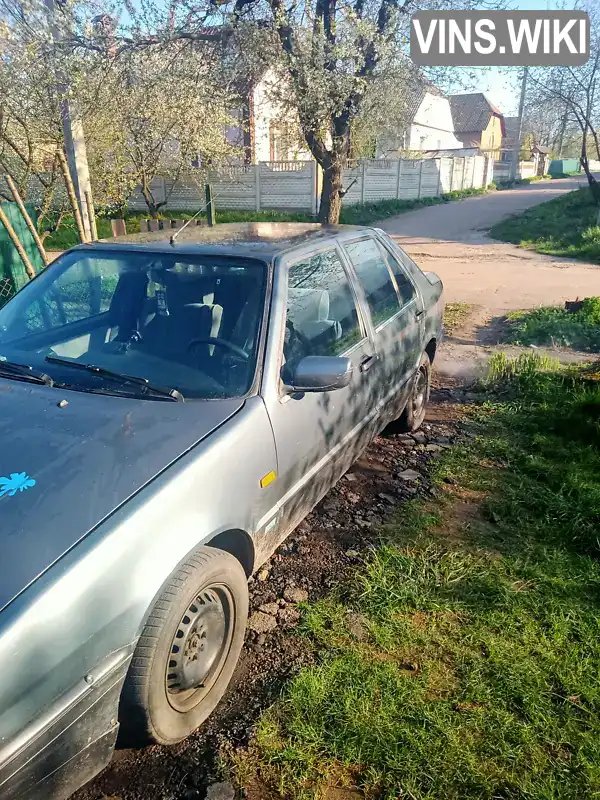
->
<box><xmin>288</xmin><ymin>288</ymin><xmax>330</xmax><ymax>324</ymax></box>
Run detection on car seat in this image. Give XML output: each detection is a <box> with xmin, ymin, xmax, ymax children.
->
<box><xmin>184</xmin><ymin>293</ymin><xmax>223</xmax><ymax>355</ymax></box>
<box><xmin>287</xmin><ymin>288</ymin><xmax>342</xmax><ymax>356</ymax></box>
<box><xmin>108</xmin><ymin>271</ymin><xmax>150</xmax><ymax>344</ymax></box>
<box><xmin>139</xmin><ymin>271</ymin><xmax>216</xmax><ymax>364</ymax></box>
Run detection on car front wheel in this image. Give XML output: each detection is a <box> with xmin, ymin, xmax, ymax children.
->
<box><xmin>120</xmin><ymin>545</ymin><xmax>248</xmax><ymax>745</ymax></box>
<box><xmin>397</xmin><ymin>351</ymin><xmax>431</xmax><ymax>432</ymax></box>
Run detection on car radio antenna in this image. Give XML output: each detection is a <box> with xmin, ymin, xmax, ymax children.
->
<box><xmin>170</xmin><ymin>180</ymin><xmax>227</xmax><ymax>245</ymax></box>
<box><xmin>169</xmin><ymin>201</ymin><xmax>209</xmax><ymax>246</ymax></box>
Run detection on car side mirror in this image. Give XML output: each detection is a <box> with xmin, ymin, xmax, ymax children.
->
<box><xmin>283</xmin><ymin>355</ymin><xmax>353</xmax><ymax>393</ymax></box>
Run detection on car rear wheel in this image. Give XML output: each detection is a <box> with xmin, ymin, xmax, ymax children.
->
<box><xmin>396</xmin><ymin>352</ymin><xmax>431</xmax><ymax>432</ymax></box>
<box><xmin>120</xmin><ymin>546</ymin><xmax>248</xmax><ymax>745</ymax></box>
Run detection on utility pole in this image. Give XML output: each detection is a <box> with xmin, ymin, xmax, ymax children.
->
<box><xmin>44</xmin><ymin>0</ymin><xmax>93</xmax><ymax>241</ymax></box>
<box><xmin>511</xmin><ymin>67</ymin><xmax>528</xmax><ymax>182</ymax></box>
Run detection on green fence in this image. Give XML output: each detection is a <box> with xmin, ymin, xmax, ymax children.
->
<box><xmin>548</xmin><ymin>159</ymin><xmax>581</xmax><ymax>176</ymax></box>
<box><xmin>0</xmin><ymin>202</ymin><xmax>44</xmax><ymax>307</ymax></box>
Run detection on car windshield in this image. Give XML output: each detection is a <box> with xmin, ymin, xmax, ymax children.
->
<box><xmin>0</xmin><ymin>249</ymin><xmax>268</xmax><ymax>400</ymax></box>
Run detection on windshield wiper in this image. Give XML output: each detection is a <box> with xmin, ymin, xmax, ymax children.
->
<box><xmin>45</xmin><ymin>356</ymin><xmax>183</xmax><ymax>402</ymax></box>
<box><xmin>0</xmin><ymin>359</ymin><xmax>54</xmax><ymax>386</ymax></box>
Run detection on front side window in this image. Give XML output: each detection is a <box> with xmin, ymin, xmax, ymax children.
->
<box><xmin>0</xmin><ymin>250</ymin><xmax>267</xmax><ymax>400</ymax></box>
<box><xmin>344</xmin><ymin>237</ymin><xmax>402</xmax><ymax>327</ymax></box>
<box><xmin>284</xmin><ymin>248</ymin><xmax>363</xmax><ymax>365</ymax></box>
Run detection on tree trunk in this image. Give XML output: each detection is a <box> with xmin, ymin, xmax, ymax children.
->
<box><xmin>580</xmin><ymin>134</ymin><xmax>600</xmax><ymax>206</ymax></box>
<box><xmin>57</xmin><ymin>149</ymin><xmax>88</xmax><ymax>244</ymax></box>
<box><xmin>318</xmin><ymin>158</ymin><xmax>344</xmax><ymax>224</ymax></box>
<box><xmin>140</xmin><ymin>180</ymin><xmax>160</xmax><ymax>219</ymax></box>
<box><xmin>143</xmin><ymin>197</ymin><xmax>160</xmax><ymax>219</ymax></box>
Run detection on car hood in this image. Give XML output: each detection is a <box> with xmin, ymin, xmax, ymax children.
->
<box><xmin>0</xmin><ymin>379</ymin><xmax>244</xmax><ymax>612</ymax></box>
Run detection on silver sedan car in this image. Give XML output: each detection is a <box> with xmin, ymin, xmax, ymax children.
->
<box><xmin>0</xmin><ymin>223</ymin><xmax>443</xmax><ymax>799</ymax></box>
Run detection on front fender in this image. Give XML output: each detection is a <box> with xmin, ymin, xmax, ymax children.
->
<box><xmin>0</xmin><ymin>396</ymin><xmax>275</xmax><ymax>765</ymax></box>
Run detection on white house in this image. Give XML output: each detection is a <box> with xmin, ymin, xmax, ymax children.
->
<box><xmin>226</xmin><ymin>69</ymin><xmax>312</xmax><ymax>164</ymax></box>
<box><xmin>377</xmin><ymin>84</ymin><xmax>463</xmax><ymax>157</ymax></box>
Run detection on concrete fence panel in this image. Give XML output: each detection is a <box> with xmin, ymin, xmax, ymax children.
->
<box><xmin>473</xmin><ymin>157</ymin><xmax>485</xmax><ymax>187</ymax></box>
<box><xmin>450</xmin><ymin>158</ymin><xmax>465</xmax><ymax>191</ymax></box>
<box><xmin>342</xmin><ymin>163</ymin><xmax>363</xmax><ymax>207</ymax></box>
<box><xmin>209</xmin><ymin>166</ymin><xmax>257</xmax><ymax>211</ymax></box>
<box><xmin>397</xmin><ymin>160</ymin><xmax>422</xmax><ymax>200</ymax></box>
<box><xmin>123</xmin><ymin>155</ymin><xmax>492</xmax><ymax>217</ymax></box>
<box><xmin>259</xmin><ymin>161</ymin><xmax>316</xmax><ymax>212</ymax></box>
<box><xmin>464</xmin><ymin>157</ymin><xmax>475</xmax><ymax>189</ymax></box>
<box><xmin>420</xmin><ymin>159</ymin><xmax>442</xmax><ymax>197</ymax></box>
<box><xmin>363</xmin><ymin>160</ymin><xmax>398</xmax><ymax>203</ymax></box>
<box><xmin>163</xmin><ymin>179</ymin><xmax>202</xmax><ymax>211</ymax></box>
<box><xmin>493</xmin><ymin>159</ymin><xmax>538</xmax><ymax>183</ymax></box>
<box><xmin>439</xmin><ymin>158</ymin><xmax>454</xmax><ymax>193</ymax></box>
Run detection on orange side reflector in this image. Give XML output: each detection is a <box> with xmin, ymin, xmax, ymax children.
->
<box><xmin>260</xmin><ymin>471</ymin><xmax>277</xmax><ymax>488</ymax></box>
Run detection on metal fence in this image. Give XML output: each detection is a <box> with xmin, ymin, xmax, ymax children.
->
<box><xmin>0</xmin><ymin>276</ymin><xmax>15</xmax><ymax>308</ymax></box>
<box><xmin>549</xmin><ymin>159</ymin><xmax>581</xmax><ymax>176</ymax></box>
<box><xmin>0</xmin><ymin>202</ymin><xmax>43</xmax><ymax>306</ymax></box>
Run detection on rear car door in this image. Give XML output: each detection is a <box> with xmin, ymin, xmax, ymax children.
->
<box><xmin>258</xmin><ymin>243</ymin><xmax>379</xmax><ymax>555</ymax></box>
<box><xmin>341</xmin><ymin>233</ymin><xmax>423</xmax><ymax>428</ymax></box>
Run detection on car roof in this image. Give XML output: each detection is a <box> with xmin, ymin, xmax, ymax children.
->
<box><xmin>74</xmin><ymin>222</ymin><xmax>370</xmax><ymax>261</ymax></box>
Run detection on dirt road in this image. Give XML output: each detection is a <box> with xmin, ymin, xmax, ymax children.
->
<box><xmin>378</xmin><ymin>175</ymin><xmax>600</xmax><ymax>312</ymax></box>
<box><xmin>377</xmin><ymin>176</ymin><xmax>600</xmax><ymax>380</ymax></box>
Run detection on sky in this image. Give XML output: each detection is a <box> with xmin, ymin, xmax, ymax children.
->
<box><xmin>461</xmin><ymin>0</ymin><xmax>562</xmax><ymax>117</ymax></box>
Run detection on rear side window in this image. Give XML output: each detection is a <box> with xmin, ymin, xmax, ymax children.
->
<box><xmin>381</xmin><ymin>244</ymin><xmax>418</xmax><ymax>307</ymax></box>
<box><xmin>285</xmin><ymin>248</ymin><xmax>363</xmax><ymax>360</ymax></box>
<box><xmin>344</xmin><ymin>238</ymin><xmax>402</xmax><ymax>327</ymax></box>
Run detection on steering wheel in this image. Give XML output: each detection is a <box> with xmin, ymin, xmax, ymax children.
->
<box><xmin>187</xmin><ymin>337</ymin><xmax>250</xmax><ymax>361</ymax></box>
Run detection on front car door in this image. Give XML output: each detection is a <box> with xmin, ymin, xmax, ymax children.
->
<box><xmin>256</xmin><ymin>242</ymin><xmax>379</xmax><ymax>559</ymax></box>
<box><xmin>341</xmin><ymin>233</ymin><xmax>424</xmax><ymax>429</ymax></box>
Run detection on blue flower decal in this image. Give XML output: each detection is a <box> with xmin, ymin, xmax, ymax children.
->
<box><xmin>0</xmin><ymin>472</ymin><xmax>36</xmax><ymax>498</ymax></box>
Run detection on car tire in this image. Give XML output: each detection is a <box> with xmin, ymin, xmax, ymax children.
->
<box><xmin>120</xmin><ymin>546</ymin><xmax>248</xmax><ymax>746</ymax></box>
<box><xmin>396</xmin><ymin>352</ymin><xmax>431</xmax><ymax>433</ymax></box>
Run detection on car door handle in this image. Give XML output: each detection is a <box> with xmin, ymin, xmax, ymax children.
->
<box><xmin>415</xmin><ymin>308</ymin><xmax>425</xmax><ymax>319</ymax></box>
<box><xmin>360</xmin><ymin>354</ymin><xmax>376</xmax><ymax>373</ymax></box>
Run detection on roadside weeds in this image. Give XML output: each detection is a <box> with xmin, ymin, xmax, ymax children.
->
<box><xmin>503</xmin><ymin>298</ymin><xmax>600</xmax><ymax>354</ymax></box>
<box><xmin>442</xmin><ymin>302</ymin><xmax>474</xmax><ymax>337</ymax></box>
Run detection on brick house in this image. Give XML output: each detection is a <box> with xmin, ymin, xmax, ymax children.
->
<box><xmin>449</xmin><ymin>93</ymin><xmax>506</xmax><ymax>159</ymax></box>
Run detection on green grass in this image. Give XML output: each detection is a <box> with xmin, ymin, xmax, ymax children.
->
<box><xmin>41</xmin><ymin>186</ymin><xmax>490</xmax><ymax>251</ymax></box>
<box><xmin>503</xmin><ymin>297</ymin><xmax>600</xmax><ymax>353</ymax></box>
<box><xmin>241</xmin><ymin>356</ymin><xmax>600</xmax><ymax>800</ymax></box>
<box><xmin>444</xmin><ymin>302</ymin><xmax>473</xmax><ymax>335</ymax></box>
<box><xmin>490</xmin><ymin>187</ymin><xmax>600</xmax><ymax>263</ymax></box>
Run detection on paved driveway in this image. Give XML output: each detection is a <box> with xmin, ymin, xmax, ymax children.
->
<box><xmin>377</xmin><ymin>176</ymin><xmax>600</xmax><ymax>313</ymax></box>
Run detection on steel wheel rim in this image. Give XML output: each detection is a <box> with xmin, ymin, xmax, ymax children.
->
<box><xmin>413</xmin><ymin>367</ymin><xmax>428</xmax><ymax>418</ymax></box>
<box><xmin>165</xmin><ymin>585</ymin><xmax>234</xmax><ymax>713</ymax></box>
